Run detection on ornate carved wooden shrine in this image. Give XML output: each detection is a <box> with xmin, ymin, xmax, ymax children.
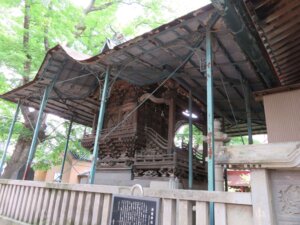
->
<box><xmin>81</xmin><ymin>79</ymin><xmax>206</xmax><ymax>187</ymax></box>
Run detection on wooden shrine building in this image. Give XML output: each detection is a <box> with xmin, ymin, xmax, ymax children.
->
<box><xmin>1</xmin><ymin>1</ymin><xmax>300</xmax><ymax>225</ymax></box>
<box><xmin>0</xmin><ymin>3</ymin><xmax>273</xmax><ymax>188</ymax></box>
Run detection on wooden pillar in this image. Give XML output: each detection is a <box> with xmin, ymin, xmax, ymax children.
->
<box><xmin>168</xmin><ymin>97</ymin><xmax>175</xmax><ymax>153</ymax></box>
<box><xmin>92</xmin><ymin>111</ymin><xmax>98</xmax><ymax>134</ymax></box>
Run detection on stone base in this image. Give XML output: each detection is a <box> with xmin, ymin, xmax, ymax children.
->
<box><xmin>79</xmin><ymin>167</ymin><xmax>208</xmax><ymax>190</ymax></box>
<box><xmin>0</xmin><ymin>216</ymin><xmax>29</xmax><ymax>225</ymax></box>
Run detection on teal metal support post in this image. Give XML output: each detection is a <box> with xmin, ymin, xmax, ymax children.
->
<box><xmin>58</xmin><ymin>120</ymin><xmax>73</xmax><ymax>182</ymax></box>
<box><xmin>188</xmin><ymin>90</ymin><xmax>193</xmax><ymax>189</ymax></box>
<box><xmin>244</xmin><ymin>84</ymin><xmax>253</xmax><ymax>144</ymax></box>
<box><xmin>206</xmin><ymin>28</ymin><xmax>215</xmax><ymax>225</ymax></box>
<box><xmin>89</xmin><ymin>67</ymin><xmax>110</xmax><ymax>184</ymax></box>
<box><xmin>23</xmin><ymin>80</ymin><xmax>56</xmax><ymax>180</ymax></box>
<box><xmin>0</xmin><ymin>100</ymin><xmax>21</xmax><ymax>174</ymax></box>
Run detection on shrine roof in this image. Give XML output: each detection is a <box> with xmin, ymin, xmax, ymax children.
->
<box><xmin>245</xmin><ymin>0</ymin><xmax>300</xmax><ymax>86</ymax></box>
<box><xmin>1</xmin><ymin>3</ymin><xmax>281</xmax><ymax>135</ymax></box>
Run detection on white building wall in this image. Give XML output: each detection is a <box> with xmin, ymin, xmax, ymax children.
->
<box><xmin>263</xmin><ymin>89</ymin><xmax>300</xmax><ymax>143</ymax></box>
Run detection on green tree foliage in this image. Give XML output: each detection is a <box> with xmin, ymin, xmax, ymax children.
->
<box><xmin>174</xmin><ymin>124</ymin><xmax>203</xmax><ymax>149</ymax></box>
<box><xmin>228</xmin><ymin>135</ymin><xmax>262</xmax><ymax>146</ymax></box>
<box><xmin>33</xmin><ymin>121</ymin><xmax>90</xmax><ymax>171</ymax></box>
<box><xmin>0</xmin><ymin>0</ymin><xmax>168</xmax><ymax>174</ymax></box>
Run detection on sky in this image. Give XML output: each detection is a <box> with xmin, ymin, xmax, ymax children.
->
<box><xmin>71</xmin><ymin>0</ymin><xmax>211</xmax><ymax>35</ymax></box>
<box><xmin>71</xmin><ymin>0</ymin><xmax>211</xmax><ymax>16</ymax></box>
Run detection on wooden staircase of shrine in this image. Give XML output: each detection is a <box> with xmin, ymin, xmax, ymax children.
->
<box><xmin>81</xmin><ymin>125</ymin><xmax>206</xmax><ymax>181</ymax></box>
<box><xmin>133</xmin><ymin>127</ymin><xmax>206</xmax><ymax>181</ymax></box>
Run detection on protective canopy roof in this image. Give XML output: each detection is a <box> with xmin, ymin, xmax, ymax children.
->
<box><xmin>246</xmin><ymin>0</ymin><xmax>300</xmax><ymax>86</ymax></box>
<box><xmin>0</xmin><ymin>4</ymin><xmax>278</xmax><ymax>135</ymax></box>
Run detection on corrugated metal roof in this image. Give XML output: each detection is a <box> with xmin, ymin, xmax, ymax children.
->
<box><xmin>0</xmin><ymin>4</ymin><xmax>274</xmax><ymax>135</ymax></box>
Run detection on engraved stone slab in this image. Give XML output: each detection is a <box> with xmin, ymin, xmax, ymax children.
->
<box><xmin>109</xmin><ymin>195</ymin><xmax>159</xmax><ymax>225</ymax></box>
<box><xmin>270</xmin><ymin>170</ymin><xmax>300</xmax><ymax>225</ymax></box>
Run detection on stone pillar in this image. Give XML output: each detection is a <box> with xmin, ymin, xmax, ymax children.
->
<box><xmin>216</xmin><ymin>141</ymin><xmax>300</xmax><ymax>224</ymax></box>
<box><xmin>251</xmin><ymin>169</ymin><xmax>275</xmax><ymax>225</ymax></box>
<box><xmin>214</xmin><ymin>119</ymin><xmax>229</xmax><ymax>191</ymax></box>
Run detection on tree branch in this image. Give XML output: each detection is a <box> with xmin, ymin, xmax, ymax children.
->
<box><xmin>44</xmin><ymin>1</ymin><xmax>52</xmax><ymax>52</ymax></box>
<box><xmin>85</xmin><ymin>0</ymin><xmax>153</xmax><ymax>14</ymax></box>
<box><xmin>85</xmin><ymin>1</ymin><xmax>117</xmax><ymax>14</ymax></box>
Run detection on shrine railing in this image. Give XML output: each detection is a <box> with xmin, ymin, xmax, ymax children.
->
<box><xmin>134</xmin><ymin>150</ymin><xmax>206</xmax><ymax>179</ymax></box>
<box><xmin>145</xmin><ymin>126</ymin><xmax>168</xmax><ymax>150</ymax></box>
<box><xmin>83</xmin><ymin>124</ymin><xmax>138</xmax><ymax>141</ymax></box>
<box><xmin>0</xmin><ymin>179</ymin><xmax>253</xmax><ymax>225</ymax></box>
<box><xmin>81</xmin><ymin>124</ymin><xmax>140</xmax><ymax>149</ymax></box>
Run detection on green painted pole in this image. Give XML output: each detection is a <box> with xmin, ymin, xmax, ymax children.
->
<box><xmin>89</xmin><ymin>67</ymin><xmax>110</xmax><ymax>184</ymax></box>
<box><xmin>0</xmin><ymin>100</ymin><xmax>21</xmax><ymax>174</ymax></box>
<box><xmin>244</xmin><ymin>84</ymin><xmax>253</xmax><ymax>144</ymax></box>
<box><xmin>58</xmin><ymin>120</ymin><xmax>73</xmax><ymax>182</ymax></box>
<box><xmin>23</xmin><ymin>80</ymin><xmax>56</xmax><ymax>180</ymax></box>
<box><xmin>188</xmin><ymin>90</ymin><xmax>193</xmax><ymax>189</ymax></box>
<box><xmin>206</xmin><ymin>28</ymin><xmax>215</xmax><ymax>225</ymax></box>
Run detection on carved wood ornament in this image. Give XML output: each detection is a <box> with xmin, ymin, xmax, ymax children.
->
<box><xmin>81</xmin><ymin>79</ymin><xmax>206</xmax><ymax>182</ymax></box>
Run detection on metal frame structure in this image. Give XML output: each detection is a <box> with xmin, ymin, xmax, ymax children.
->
<box><xmin>23</xmin><ymin>78</ymin><xmax>57</xmax><ymax>180</ymax></box>
<box><xmin>89</xmin><ymin>67</ymin><xmax>110</xmax><ymax>184</ymax></box>
<box><xmin>206</xmin><ymin>12</ymin><xmax>220</xmax><ymax>225</ymax></box>
<box><xmin>0</xmin><ymin>101</ymin><xmax>21</xmax><ymax>174</ymax></box>
<box><xmin>188</xmin><ymin>90</ymin><xmax>193</xmax><ymax>189</ymax></box>
<box><xmin>58</xmin><ymin>120</ymin><xmax>73</xmax><ymax>182</ymax></box>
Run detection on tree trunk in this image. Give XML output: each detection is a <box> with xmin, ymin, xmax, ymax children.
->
<box><xmin>1</xmin><ymin>0</ymin><xmax>47</xmax><ymax>179</ymax></box>
<box><xmin>1</xmin><ymin>106</ymin><xmax>47</xmax><ymax>178</ymax></box>
<box><xmin>1</xmin><ymin>136</ymin><xmax>32</xmax><ymax>179</ymax></box>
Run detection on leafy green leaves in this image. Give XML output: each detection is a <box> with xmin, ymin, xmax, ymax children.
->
<box><xmin>0</xmin><ymin>0</ymin><xmax>168</xmax><ymax>172</ymax></box>
<box><xmin>174</xmin><ymin>124</ymin><xmax>203</xmax><ymax>148</ymax></box>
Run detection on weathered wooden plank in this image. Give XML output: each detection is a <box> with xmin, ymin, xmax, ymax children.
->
<box><xmin>215</xmin><ymin>203</ymin><xmax>227</xmax><ymax>225</ymax></box>
<box><xmin>28</xmin><ymin>187</ymin><xmax>39</xmax><ymax>223</ymax></box>
<box><xmin>74</xmin><ymin>192</ymin><xmax>85</xmax><ymax>225</ymax></box>
<box><xmin>161</xmin><ymin>198</ymin><xmax>176</xmax><ymax>225</ymax></box>
<box><xmin>46</xmin><ymin>189</ymin><xmax>57</xmax><ymax>225</ymax></box>
<box><xmin>39</xmin><ymin>189</ymin><xmax>51</xmax><ymax>225</ymax></box>
<box><xmin>0</xmin><ymin>184</ymin><xmax>5</xmax><ymax>211</ymax></box>
<box><xmin>19</xmin><ymin>186</ymin><xmax>30</xmax><ymax>221</ymax></box>
<box><xmin>52</xmin><ymin>189</ymin><xmax>63</xmax><ymax>225</ymax></box>
<box><xmin>14</xmin><ymin>186</ymin><xmax>25</xmax><ymax>220</ymax></box>
<box><xmin>8</xmin><ymin>185</ymin><xmax>20</xmax><ymax>218</ymax></box>
<box><xmin>91</xmin><ymin>193</ymin><xmax>103</xmax><ymax>225</ymax></box>
<box><xmin>58</xmin><ymin>190</ymin><xmax>70</xmax><ymax>225</ymax></box>
<box><xmin>82</xmin><ymin>192</ymin><xmax>93</xmax><ymax>225</ymax></box>
<box><xmin>100</xmin><ymin>194</ymin><xmax>111</xmax><ymax>225</ymax></box>
<box><xmin>24</xmin><ymin>186</ymin><xmax>35</xmax><ymax>222</ymax></box>
<box><xmin>33</xmin><ymin>188</ymin><xmax>45</xmax><ymax>224</ymax></box>
<box><xmin>196</xmin><ymin>202</ymin><xmax>208</xmax><ymax>225</ymax></box>
<box><xmin>3</xmin><ymin>184</ymin><xmax>13</xmax><ymax>216</ymax></box>
<box><xmin>6</xmin><ymin>185</ymin><xmax>17</xmax><ymax>217</ymax></box>
<box><xmin>178</xmin><ymin>200</ymin><xmax>193</xmax><ymax>225</ymax></box>
<box><xmin>66</xmin><ymin>191</ymin><xmax>78</xmax><ymax>225</ymax></box>
<box><xmin>1</xmin><ymin>184</ymin><xmax>9</xmax><ymax>214</ymax></box>
<box><xmin>0</xmin><ymin>184</ymin><xmax>7</xmax><ymax>214</ymax></box>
